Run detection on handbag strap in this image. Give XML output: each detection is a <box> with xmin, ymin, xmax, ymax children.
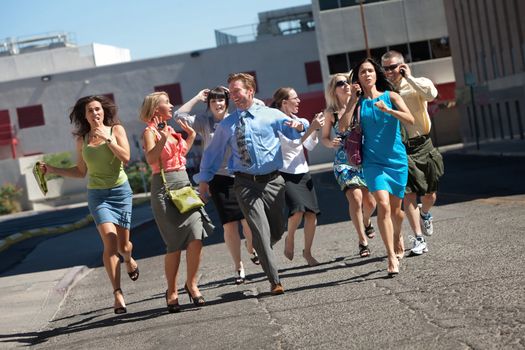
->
<box><xmin>351</xmin><ymin>106</ymin><xmax>361</xmax><ymax>128</ymax></box>
<box><xmin>148</xmin><ymin>126</ymin><xmax>169</xmax><ymax>187</ymax></box>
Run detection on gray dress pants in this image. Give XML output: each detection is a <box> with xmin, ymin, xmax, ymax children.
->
<box><xmin>233</xmin><ymin>174</ymin><xmax>286</xmax><ymax>285</ymax></box>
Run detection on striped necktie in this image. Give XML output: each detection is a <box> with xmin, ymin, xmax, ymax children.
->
<box><xmin>235</xmin><ymin>111</ymin><xmax>252</xmax><ymax>167</ymax></box>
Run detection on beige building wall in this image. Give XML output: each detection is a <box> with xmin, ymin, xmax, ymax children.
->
<box><xmin>443</xmin><ymin>0</ymin><xmax>525</xmax><ymax>143</ymax></box>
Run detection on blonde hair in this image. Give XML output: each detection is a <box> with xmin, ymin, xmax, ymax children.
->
<box><xmin>139</xmin><ymin>91</ymin><xmax>168</xmax><ymax>123</ymax></box>
<box><xmin>324</xmin><ymin>73</ymin><xmax>349</xmax><ymax>113</ymax></box>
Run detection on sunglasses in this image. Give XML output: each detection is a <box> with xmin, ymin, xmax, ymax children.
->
<box><xmin>382</xmin><ymin>63</ymin><xmax>400</xmax><ymax>72</ymax></box>
<box><xmin>335</xmin><ymin>80</ymin><xmax>349</xmax><ymax>87</ymax></box>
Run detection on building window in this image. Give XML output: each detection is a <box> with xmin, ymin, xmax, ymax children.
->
<box><xmin>430</xmin><ymin>37</ymin><xmax>451</xmax><ymax>59</ymax></box>
<box><xmin>155</xmin><ymin>83</ymin><xmax>183</xmax><ymax>106</ymax></box>
<box><xmin>320</xmin><ymin>0</ymin><xmax>390</xmax><ymax>11</ymax></box>
<box><xmin>103</xmin><ymin>93</ymin><xmax>115</xmax><ymax>102</ymax></box>
<box><xmin>388</xmin><ymin>43</ymin><xmax>410</xmax><ymax>61</ymax></box>
<box><xmin>319</xmin><ymin>0</ymin><xmax>339</xmax><ymax>11</ymax></box>
<box><xmin>304</xmin><ymin>61</ymin><xmax>323</xmax><ymax>85</ymax></box>
<box><xmin>348</xmin><ymin>50</ymin><xmax>367</xmax><ymax>69</ymax></box>
<box><xmin>370</xmin><ymin>47</ymin><xmax>388</xmax><ymax>62</ymax></box>
<box><xmin>17</xmin><ymin>105</ymin><xmax>45</xmax><ymax>129</ymax></box>
<box><xmin>0</xmin><ymin>109</ymin><xmax>10</xmax><ymax>125</ymax></box>
<box><xmin>0</xmin><ymin>110</ymin><xmax>14</xmax><ymax>143</ymax></box>
<box><xmin>409</xmin><ymin>40</ymin><xmax>432</xmax><ymax>62</ymax></box>
<box><xmin>327</xmin><ymin>53</ymin><xmax>349</xmax><ymax>74</ymax></box>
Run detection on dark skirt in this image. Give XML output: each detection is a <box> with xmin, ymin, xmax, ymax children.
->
<box><xmin>209</xmin><ymin>174</ymin><xmax>244</xmax><ymax>224</ymax></box>
<box><xmin>150</xmin><ymin>171</ymin><xmax>213</xmax><ymax>253</ymax></box>
<box><xmin>280</xmin><ymin>171</ymin><xmax>320</xmax><ymax>217</ymax></box>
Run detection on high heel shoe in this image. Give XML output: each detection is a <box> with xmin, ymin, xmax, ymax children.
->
<box><xmin>387</xmin><ymin>257</ymin><xmax>400</xmax><ymax>278</ymax></box>
<box><xmin>124</xmin><ymin>259</ymin><xmax>139</xmax><ymax>281</ymax></box>
<box><xmin>165</xmin><ymin>290</ymin><xmax>181</xmax><ymax>313</ymax></box>
<box><xmin>113</xmin><ymin>288</ymin><xmax>127</xmax><ymax>314</ymax></box>
<box><xmin>234</xmin><ymin>267</ymin><xmax>246</xmax><ymax>285</ymax></box>
<box><xmin>184</xmin><ymin>284</ymin><xmax>205</xmax><ymax>307</ymax></box>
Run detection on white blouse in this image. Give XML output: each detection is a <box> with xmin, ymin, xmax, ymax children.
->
<box><xmin>279</xmin><ymin>115</ymin><xmax>319</xmax><ymax>174</ymax></box>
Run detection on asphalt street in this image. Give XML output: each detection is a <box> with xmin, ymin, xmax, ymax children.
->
<box><xmin>0</xmin><ymin>142</ymin><xmax>524</xmax><ymax>349</ymax></box>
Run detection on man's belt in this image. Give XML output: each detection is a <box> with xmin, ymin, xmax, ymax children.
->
<box><xmin>405</xmin><ymin>134</ymin><xmax>429</xmax><ymax>148</ymax></box>
<box><xmin>234</xmin><ymin>171</ymin><xmax>279</xmax><ymax>183</ymax></box>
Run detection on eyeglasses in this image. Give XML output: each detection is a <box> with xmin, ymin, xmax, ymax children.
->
<box><xmin>382</xmin><ymin>63</ymin><xmax>400</xmax><ymax>72</ymax></box>
<box><xmin>286</xmin><ymin>96</ymin><xmax>300</xmax><ymax>101</ymax></box>
<box><xmin>335</xmin><ymin>80</ymin><xmax>349</xmax><ymax>87</ymax></box>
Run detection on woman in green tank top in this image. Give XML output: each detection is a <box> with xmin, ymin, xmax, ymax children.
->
<box><xmin>37</xmin><ymin>95</ymin><xmax>138</xmax><ymax>314</ymax></box>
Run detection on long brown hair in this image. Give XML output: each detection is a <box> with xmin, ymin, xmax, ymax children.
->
<box><xmin>270</xmin><ymin>87</ymin><xmax>293</xmax><ymax>109</ymax></box>
<box><xmin>69</xmin><ymin>95</ymin><xmax>119</xmax><ymax>137</ymax></box>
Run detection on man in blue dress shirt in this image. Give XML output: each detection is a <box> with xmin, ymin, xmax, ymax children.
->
<box><xmin>198</xmin><ymin>73</ymin><xmax>307</xmax><ymax>295</ymax></box>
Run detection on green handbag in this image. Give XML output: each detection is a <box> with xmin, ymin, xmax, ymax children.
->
<box><xmin>161</xmin><ymin>169</ymin><xmax>204</xmax><ymax>214</ymax></box>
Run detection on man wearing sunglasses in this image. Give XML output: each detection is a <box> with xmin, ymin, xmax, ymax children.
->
<box><xmin>381</xmin><ymin>50</ymin><xmax>444</xmax><ymax>257</ymax></box>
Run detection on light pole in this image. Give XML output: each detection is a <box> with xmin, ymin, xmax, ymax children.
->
<box><xmin>401</xmin><ymin>0</ymin><xmax>413</xmax><ymax>61</ymax></box>
<box><xmin>357</xmin><ymin>0</ymin><xmax>371</xmax><ymax>58</ymax></box>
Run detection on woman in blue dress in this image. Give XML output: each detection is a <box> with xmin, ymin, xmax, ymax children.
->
<box><xmin>341</xmin><ymin>59</ymin><xmax>414</xmax><ymax>276</ymax></box>
<box><xmin>321</xmin><ymin>73</ymin><xmax>377</xmax><ymax>258</ymax></box>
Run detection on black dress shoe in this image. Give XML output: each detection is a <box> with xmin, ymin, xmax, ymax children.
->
<box><xmin>184</xmin><ymin>284</ymin><xmax>205</xmax><ymax>306</ymax></box>
<box><xmin>113</xmin><ymin>288</ymin><xmax>127</xmax><ymax>314</ymax></box>
<box><xmin>165</xmin><ymin>290</ymin><xmax>181</xmax><ymax>313</ymax></box>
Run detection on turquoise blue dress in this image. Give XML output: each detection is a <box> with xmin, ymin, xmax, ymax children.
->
<box><xmin>360</xmin><ymin>91</ymin><xmax>408</xmax><ymax>198</ymax></box>
<box><xmin>332</xmin><ymin>112</ymin><xmax>367</xmax><ymax>191</ymax></box>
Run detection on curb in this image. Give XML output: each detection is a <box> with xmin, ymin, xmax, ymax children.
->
<box><xmin>0</xmin><ymin>215</ymin><xmax>94</xmax><ymax>253</ymax></box>
<box><xmin>30</xmin><ymin>265</ymin><xmax>92</xmax><ymax>333</ymax></box>
<box><xmin>0</xmin><ymin>197</ymin><xmax>151</xmax><ymax>254</ymax></box>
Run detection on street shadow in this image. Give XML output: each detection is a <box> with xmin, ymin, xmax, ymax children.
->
<box><xmin>0</xmin><ymin>251</ymin><xmax>401</xmax><ymax>347</ymax></box>
<box><xmin>0</xmin><ymin>305</ymin><xmax>168</xmax><ymax>347</ymax></box>
<box><xmin>3</xmin><ymin>153</ymin><xmax>525</xmax><ymax>277</ymax></box>
<box><xmin>0</xmin><ymin>288</ymin><xmax>259</xmax><ymax>347</ymax></box>
<box><xmin>436</xmin><ymin>153</ymin><xmax>525</xmax><ymax>205</ymax></box>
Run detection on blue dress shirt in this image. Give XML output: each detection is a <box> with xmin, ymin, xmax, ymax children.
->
<box><xmin>198</xmin><ymin>103</ymin><xmax>307</xmax><ymax>182</ymax></box>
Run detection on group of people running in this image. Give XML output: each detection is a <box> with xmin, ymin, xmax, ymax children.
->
<box><xmin>37</xmin><ymin>50</ymin><xmax>443</xmax><ymax>315</ymax></box>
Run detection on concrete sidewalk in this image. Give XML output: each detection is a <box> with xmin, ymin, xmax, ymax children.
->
<box><xmin>0</xmin><ymin>202</ymin><xmax>155</xmax><ymax>339</ymax></box>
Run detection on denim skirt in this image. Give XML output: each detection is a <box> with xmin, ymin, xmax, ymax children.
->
<box><xmin>87</xmin><ymin>181</ymin><xmax>132</xmax><ymax>229</ymax></box>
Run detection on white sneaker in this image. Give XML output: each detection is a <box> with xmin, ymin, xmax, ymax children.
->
<box><xmin>409</xmin><ymin>235</ymin><xmax>428</xmax><ymax>255</ymax></box>
<box><xmin>418</xmin><ymin>204</ymin><xmax>434</xmax><ymax>236</ymax></box>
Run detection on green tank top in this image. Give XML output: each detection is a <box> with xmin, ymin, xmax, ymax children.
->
<box><xmin>82</xmin><ymin>127</ymin><xmax>127</xmax><ymax>189</ymax></box>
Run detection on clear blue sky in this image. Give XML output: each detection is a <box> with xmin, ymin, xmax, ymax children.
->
<box><xmin>1</xmin><ymin>0</ymin><xmax>311</xmax><ymax>60</ymax></box>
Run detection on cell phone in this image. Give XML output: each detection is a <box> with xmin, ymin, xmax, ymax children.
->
<box><xmin>400</xmin><ymin>68</ymin><xmax>406</xmax><ymax>77</ymax></box>
<box><xmin>157</xmin><ymin>122</ymin><xmax>166</xmax><ymax>130</ymax></box>
<box><xmin>350</xmin><ymin>73</ymin><xmax>363</xmax><ymax>96</ymax></box>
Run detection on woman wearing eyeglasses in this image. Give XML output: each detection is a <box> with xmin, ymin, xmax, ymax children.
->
<box><xmin>271</xmin><ymin>87</ymin><xmax>324</xmax><ymax>266</ymax></box>
<box><xmin>321</xmin><ymin>74</ymin><xmax>377</xmax><ymax>258</ymax></box>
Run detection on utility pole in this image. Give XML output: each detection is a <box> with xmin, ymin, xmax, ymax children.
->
<box><xmin>358</xmin><ymin>0</ymin><xmax>371</xmax><ymax>58</ymax></box>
